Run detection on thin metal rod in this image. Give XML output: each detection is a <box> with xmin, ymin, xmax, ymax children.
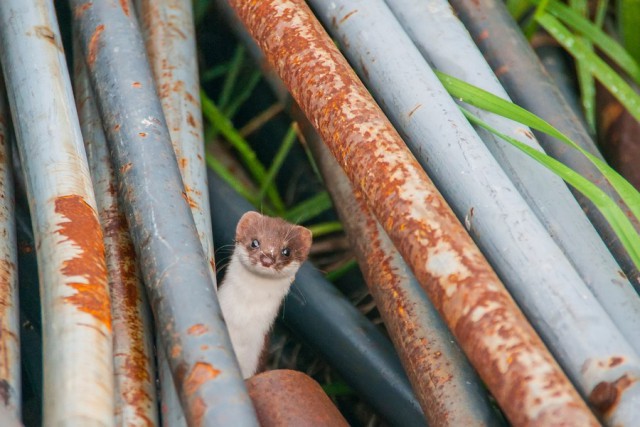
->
<box><xmin>0</xmin><ymin>0</ymin><xmax>115</xmax><ymax>424</ymax></box>
<box><xmin>70</xmin><ymin>0</ymin><xmax>258</xmax><ymax>424</ymax></box>
<box><xmin>224</xmin><ymin>0</ymin><xmax>604</xmax><ymax>424</ymax></box>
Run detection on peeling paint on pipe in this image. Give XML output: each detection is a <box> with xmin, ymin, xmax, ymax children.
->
<box><xmin>74</xmin><ymin>48</ymin><xmax>159</xmax><ymax>427</ymax></box>
<box><xmin>70</xmin><ymin>0</ymin><xmax>258</xmax><ymax>425</ymax></box>
<box><xmin>0</xmin><ymin>1</ymin><xmax>114</xmax><ymax>425</ymax></box>
<box><xmin>224</xmin><ymin>0</ymin><xmax>600</xmax><ymax>425</ymax></box>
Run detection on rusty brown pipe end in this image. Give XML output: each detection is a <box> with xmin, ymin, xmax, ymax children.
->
<box><xmin>246</xmin><ymin>370</ymin><xmax>349</xmax><ymax>427</ymax></box>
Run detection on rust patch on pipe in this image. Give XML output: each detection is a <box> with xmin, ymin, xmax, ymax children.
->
<box><xmin>120</xmin><ymin>0</ymin><xmax>130</xmax><ymax>16</ymax></box>
<box><xmin>55</xmin><ymin>195</ymin><xmax>111</xmax><ymax>330</ymax></box>
<box><xmin>183</xmin><ymin>361</ymin><xmax>220</xmax><ymax>424</ymax></box>
<box><xmin>407</xmin><ymin>103</ymin><xmax>422</xmax><ymax>118</ymax></box>
<box><xmin>102</xmin><ymin>203</ymin><xmax>155</xmax><ymax>425</ymax></box>
<box><xmin>132</xmin><ymin>82</ymin><xmax>142</xmax><ymax>88</ymax></box>
<box><xmin>187</xmin><ymin>324</ymin><xmax>208</xmax><ymax>336</ymax></box>
<box><xmin>589</xmin><ymin>374</ymin><xmax>637</xmax><ymax>415</ymax></box>
<box><xmin>246</xmin><ymin>370</ymin><xmax>349</xmax><ymax>427</ymax></box>
<box><xmin>74</xmin><ymin>2</ymin><xmax>93</xmax><ymax>18</ymax></box>
<box><xmin>226</xmin><ymin>1</ymin><xmax>599</xmax><ymax>425</ymax></box>
<box><xmin>87</xmin><ymin>24</ymin><xmax>105</xmax><ymax>68</ymax></box>
<box><xmin>34</xmin><ymin>26</ymin><xmax>62</xmax><ymax>51</ymax></box>
<box><xmin>338</xmin><ymin>10</ymin><xmax>358</xmax><ymax>25</ymax></box>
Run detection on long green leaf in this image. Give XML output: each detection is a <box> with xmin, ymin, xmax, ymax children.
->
<box><xmin>461</xmin><ymin>107</ymin><xmax>640</xmax><ymax>268</ymax></box>
<box><xmin>619</xmin><ymin>0</ymin><xmax>640</xmax><ymax>64</ymax></box>
<box><xmin>569</xmin><ymin>0</ymin><xmax>596</xmax><ymax>133</ymax></box>
<box><xmin>259</xmin><ymin>124</ymin><xmax>297</xmax><ymax>206</ymax></box>
<box><xmin>540</xmin><ymin>0</ymin><xmax>640</xmax><ymax>85</ymax></box>
<box><xmin>536</xmin><ymin>14</ymin><xmax>640</xmax><ymax>123</ymax></box>
<box><xmin>284</xmin><ymin>191</ymin><xmax>333</xmax><ymax>223</ymax></box>
<box><xmin>436</xmin><ymin>71</ymin><xmax>640</xmax><ymax>224</ymax></box>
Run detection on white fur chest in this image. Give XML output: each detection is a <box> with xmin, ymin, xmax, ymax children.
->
<box><xmin>218</xmin><ymin>254</ymin><xmax>294</xmax><ymax>378</ymax></box>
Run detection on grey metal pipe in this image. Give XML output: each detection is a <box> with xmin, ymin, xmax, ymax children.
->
<box><xmin>69</xmin><ymin>0</ymin><xmax>258</xmax><ymax>425</ymax></box>
<box><xmin>207</xmin><ymin>170</ymin><xmax>428</xmax><ymax>427</ymax></box>
<box><xmin>0</xmin><ymin>1</ymin><xmax>115</xmax><ymax>424</ymax></box>
<box><xmin>385</xmin><ymin>0</ymin><xmax>640</xmax><ymax>355</ymax></box>
<box><xmin>308</xmin><ymin>1</ymin><xmax>640</xmax><ymax>424</ymax></box>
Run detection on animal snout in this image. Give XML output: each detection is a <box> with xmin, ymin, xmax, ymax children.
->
<box><xmin>260</xmin><ymin>254</ymin><xmax>275</xmax><ymax>267</ymax></box>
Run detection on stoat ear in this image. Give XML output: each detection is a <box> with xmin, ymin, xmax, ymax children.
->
<box><xmin>236</xmin><ymin>211</ymin><xmax>261</xmax><ymax>238</ymax></box>
<box><xmin>295</xmin><ymin>225</ymin><xmax>313</xmax><ymax>253</ymax></box>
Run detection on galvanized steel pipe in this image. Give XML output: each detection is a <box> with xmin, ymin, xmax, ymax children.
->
<box><xmin>0</xmin><ymin>0</ymin><xmax>114</xmax><ymax>424</ymax></box>
<box><xmin>70</xmin><ymin>0</ymin><xmax>258</xmax><ymax>425</ymax></box>
<box><xmin>224</xmin><ymin>1</ymin><xmax>599</xmax><ymax>424</ymax></box>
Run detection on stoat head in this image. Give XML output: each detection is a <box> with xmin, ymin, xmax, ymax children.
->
<box><xmin>234</xmin><ymin>211</ymin><xmax>312</xmax><ymax>279</ymax></box>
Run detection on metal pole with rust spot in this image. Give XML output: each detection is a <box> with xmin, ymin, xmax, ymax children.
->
<box><xmin>224</xmin><ymin>0</ymin><xmax>600</xmax><ymax>425</ymax></box>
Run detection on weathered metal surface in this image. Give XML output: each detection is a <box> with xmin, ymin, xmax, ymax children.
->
<box><xmin>0</xmin><ymin>0</ymin><xmax>115</xmax><ymax>424</ymax></box>
<box><xmin>246</xmin><ymin>370</ymin><xmax>349</xmax><ymax>427</ymax></box>
<box><xmin>450</xmin><ymin>0</ymin><xmax>640</xmax><ymax>285</ymax></box>
<box><xmin>134</xmin><ymin>2</ymin><xmax>214</xmax><ymax>423</ymax></box>
<box><xmin>158</xmin><ymin>345</ymin><xmax>187</xmax><ymax>427</ymax></box>
<box><xmin>308</xmin><ymin>126</ymin><xmax>501</xmax><ymax>426</ymax></box>
<box><xmin>74</xmin><ymin>48</ymin><xmax>158</xmax><ymax>427</ymax></box>
<box><xmin>310</xmin><ymin>2</ymin><xmax>640</xmax><ymax>425</ymax></box>
<box><xmin>0</xmin><ymin>74</ymin><xmax>20</xmax><ymax>419</ymax></box>
<box><xmin>70</xmin><ymin>0</ymin><xmax>258</xmax><ymax>425</ymax></box>
<box><xmin>385</xmin><ymin>0</ymin><xmax>640</xmax><ymax>355</ymax></box>
<box><xmin>225</xmin><ymin>1</ymin><xmax>600</xmax><ymax>425</ymax></box>
<box><xmin>135</xmin><ymin>0</ymin><xmax>215</xmax><ymax>276</ymax></box>
<box><xmin>208</xmin><ymin>170</ymin><xmax>427</xmax><ymax>426</ymax></box>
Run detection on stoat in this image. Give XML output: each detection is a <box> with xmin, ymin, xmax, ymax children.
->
<box><xmin>218</xmin><ymin>211</ymin><xmax>312</xmax><ymax>378</ymax></box>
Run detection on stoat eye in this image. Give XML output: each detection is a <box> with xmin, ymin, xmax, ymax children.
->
<box><xmin>281</xmin><ymin>247</ymin><xmax>291</xmax><ymax>257</ymax></box>
<box><xmin>250</xmin><ymin>239</ymin><xmax>260</xmax><ymax>249</ymax></box>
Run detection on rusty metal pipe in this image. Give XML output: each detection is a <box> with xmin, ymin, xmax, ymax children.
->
<box><xmin>246</xmin><ymin>370</ymin><xmax>349</xmax><ymax>427</ymax></box>
<box><xmin>70</xmin><ymin>0</ymin><xmax>258</xmax><ymax>424</ymax></box>
<box><xmin>224</xmin><ymin>0</ymin><xmax>599</xmax><ymax>425</ymax></box>
<box><xmin>308</xmin><ymin>126</ymin><xmax>502</xmax><ymax>426</ymax></box>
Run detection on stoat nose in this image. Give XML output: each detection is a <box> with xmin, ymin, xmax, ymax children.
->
<box><xmin>260</xmin><ymin>254</ymin><xmax>275</xmax><ymax>267</ymax></box>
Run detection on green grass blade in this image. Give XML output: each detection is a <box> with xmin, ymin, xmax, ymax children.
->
<box><xmin>506</xmin><ymin>0</ymin><xmax>534</xmax><ymax>21</ymax></box>
<box><xmin>594</xmin><ymin>0</ymin><xmax>608</xmax><ymax>28</ymax></box>
<box><xmin>536</xmin><ymin>13</ymin><xmax>640</xmax><ymax>122</ymax></box>
<box><xmin>324</xmin><ymin>258</ymin><xmax>359</xmax><ymax>283</ymax></box>
<box><xmin>205</xmin><ymin>154</ymin><xmax>259</xmax><ymax>207</ymax></box>
<box><xmin>259</xmin><ymin>124</ymin><xmax>297</xmax><ymax>205</ymax></box>
<box><xmin>461</xmin><ymin>107</ymin><xmax>640</xmax><ymax>268</ymax></box>
<box><xmin>524</xmin><ymin>0</ymin><xmax>550</xmax><ymax>39</ymax></box>
<box><xmin>618</xmin><ymin>0</ymin><xmax>640</xmax><ymax>64</ymax></box>
<box><xmin>308</xmin><ymin>221</ymin><xmax>343</xmax><ymax>237</ymax></box>
<box><xmin>284</xmin><ymin>191</ymin><xmax>333</xmax><ymax>223</ymax></box>
<box><xmin>569</xmin><ymin>0</ymin><xmax>596</xmax><ymax>133</ymax></box>
<box><xmin>201</xmin><ymin>90</ymin><xmax>286</xmax><ymax>212</ymax></box>
<box><xmin>218</xmin><ymin>45</ymin><xmax>246</xmax><ymax>110</ymax></box>
<box><xmin>436</xmin><ymin>70</ymin><xmax>640</xmax><ymax>223</ymax></box>
<box><xmin>224</xmin><ymin>70</ymin><xmax>262</xmax><ymax>118</ymax></box>
<box><xmin>201</xmin><ymin>63</ymin><xmax>230</xmax><ymax>83</ymax></box>
<box><xmin>541</xmin><ymin>1</ymin><xmax>640</xmax><ymax>85</ymax></box>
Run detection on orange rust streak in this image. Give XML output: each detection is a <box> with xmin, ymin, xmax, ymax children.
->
<box><xmin>74</xmin><ymin>2</ymin><xmax>93</xmax><ymax>18</ymax></box>
<box><xmin>87</xmin><ymin>24</ymin><xmax>105</xmax><ymax>68</ymax></box>
<box><xmin>187</xmin><ymin>324</ymin><xmax>208</xmax><ymax>336</ymax></box>
<box><xmin>56</xmin><ymin>195</ymin><xmax>111</xmax><ymax>330</ymax></box>
<box><xmin>184</xmin><ymin>362</ymin><xmax>220</xmax><ymax>397</ymax></box>
<box><xmin>120</xmin><ymin>0</ymin><xmax>130</xmax><ymax>16</ymax></box>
